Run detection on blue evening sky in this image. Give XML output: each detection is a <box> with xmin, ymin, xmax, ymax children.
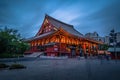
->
<box><xmin>0</xmin><ymin>0</ymin><xmax>120</xmax><ymax>38</ymax></box>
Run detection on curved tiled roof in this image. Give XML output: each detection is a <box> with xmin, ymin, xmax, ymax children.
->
<box><xmin>26</xmin><ymin>15</ymin><xmax>85</xmax><ymax>41</ymax></box>
<box><xmin>46</xmin><ymin>15</ymin><xmax>83</xmax><ymax>37</ymax></box>
<box><xmin>25</xmin><ymin>14</ymin><xmax>102</xmax><ymax>44</ymax></box>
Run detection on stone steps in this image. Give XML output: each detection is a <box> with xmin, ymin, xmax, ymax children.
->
<box><xmin>24</xmin><ymin>52</ymin><xmax>44</xmax><ymax>57</ymax></box>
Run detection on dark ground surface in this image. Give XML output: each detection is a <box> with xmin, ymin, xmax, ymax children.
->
<box><xmin>0</xmin><ymin>58</ymin><xmax>120</xmax><ymax>80</ymax></box>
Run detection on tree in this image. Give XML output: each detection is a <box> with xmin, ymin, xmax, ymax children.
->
<box><xmin>0</xmin><ymin>27</ymin><xmax>29</xmax><ymax>55</ymax></box>
<box><xmin>98</xmin><ymin>44</ymin><xmax>109</xmax><ymax>50</ymax></box>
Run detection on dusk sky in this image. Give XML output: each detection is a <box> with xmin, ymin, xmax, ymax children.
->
<box><xmin>0</xmin><ymin>0</ymin><xmax>120</xmax><ymax>38</ymax></box>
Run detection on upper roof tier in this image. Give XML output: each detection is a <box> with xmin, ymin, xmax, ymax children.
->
<box><xmin>45</xmin><ymin>14</ymin><xmax>83</xmax><ymax>37</ymax></box>
<box><xmin>26</xmin><ymin>14</ymin><xmax>85</xmax><ymax>41</ymax></box>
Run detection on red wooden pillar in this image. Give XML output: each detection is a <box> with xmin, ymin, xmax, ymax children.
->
<box><xmin>59</xmin><ymin>34</ymin><xmax>62</xmax><ymax>56</ymax></box>
<box><xmin>96</xmin><ymin>44</ymin><xmax>99</xmax><ymax>55</ymax></box>
<box><xmin>83</xmin><ymin>43</ymin><xmax>86</xmax><ymax>54</ymax></box>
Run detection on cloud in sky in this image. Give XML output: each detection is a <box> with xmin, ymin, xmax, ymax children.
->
<box><xmin>0</xmin><ymin>0</ymin><xmax>120</xmax><ymax>38</ymax></box>
<box><xmin>51</xmin><ymin>8</ymin><xmax>80</xmax><ymax>24</ymax></box>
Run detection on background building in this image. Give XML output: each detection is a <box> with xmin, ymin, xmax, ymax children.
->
<box><xmin>109</xmin><ymin>32</ymin><xmax>120</xmax><ymax>46</ymax></box>
<box><xmin>116</xmin><ymin>32</ymin><xmax>120</xmax><ymax>43</ymax></box>
<box><xmin>85</xmin><ymin>32</ymin><xmax>105</xmax><ymax>42</ymax></box>
<box><xmin>104</xmin><ymin>36</ymin><xmax>110</xmax><ymax>45</ymax></box>
<box><xmin>85</xmin><ymin>31</ymin><xmax>120</xmax><ymax>46</ymax></box>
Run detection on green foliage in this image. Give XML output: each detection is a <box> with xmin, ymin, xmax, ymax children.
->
<box><xmin>0</xmin><ymin>27</ymin><xmax>29</xmax><ymax>57</ymax></box>
<box><xmin>9</xmin><ymin>63</ymin><xmax>26</xmax><ymax>69</ymax></box>
<box><xmin>0</xmin><ymin>53</ymin><xmax>23</xmax><ymax>58</ymax></box>
<box><xmin>0</xmin><ymin>63</ymin><xmax>9</xmax><ymax>68</ymax></box>
<box><xmin>0</xmin><ymin>53</ymin><xmax>14</xmax><ymax>58</ymax></box>
<box><xmin>99</xmin><ymin>44</ymin><xmax>109</xmax><ymax>50</ymax></box>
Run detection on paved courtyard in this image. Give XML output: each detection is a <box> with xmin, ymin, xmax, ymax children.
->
<box><xmin>0</xmin><ymin>58</ymin><xmax>120</xmax><ymax>80</ymax></box>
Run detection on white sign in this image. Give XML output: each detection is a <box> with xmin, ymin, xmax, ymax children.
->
<box><xmin>54</xmin><ymin>48</ymin><xmax>58</xmax><ymax>51</ymax></box>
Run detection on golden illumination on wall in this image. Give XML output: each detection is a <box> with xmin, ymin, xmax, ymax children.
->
<box><xmin>45</xmin><ymin>39</ymin><xmax>48</xmax><ymax>44</ymax></box>
<box><xmin>66</xmin><ymin>47</ymin><xmax>70</xmax><ymax>52</ymax></box>
<box><xmin>50</xmin><ymin>37</ymin><xmax>55</xmax><ymax>42</ymax></box>
<box><xmin>31</xmin><ymin>42</ymin><xmax>34</xmax><ymax>46</ymax></box>
<box><xmin>71</xmin><ymin>39</ymin><xmax>74</xmax><ymax>44</ymax></box>
<box><xmin>34</xmin><ymin>42</ymin><xmax>36</xmax><ymax>46</ymax></box>
<box><xmin>37</xmin><ymin>41</ymin><xmax>39</xmax><ymax>45</ymax></box>
<box><xmin>55</xmin><ymin>37</ymin><xmax>59</xmax><ymax>42</ymax></box>
<box><xmin>66</xmin><ymin>37</ymin><xmax>68</xmax><ymax>44</ymax></box>
<box><xmin>68</xmin><ymin>38</ymin><xmax>71</xmax><ymax>44</ymax></box>
<box><xmin>61</xmin><ymin>36</ymin><xmax>65</xmax><ymax>43</ymax></box>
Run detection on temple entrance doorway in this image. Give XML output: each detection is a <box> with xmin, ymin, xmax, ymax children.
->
<box><xmin>70</xmin><ymin>45</ymin><xmax>76</xmax><ymax>57</ymax></box>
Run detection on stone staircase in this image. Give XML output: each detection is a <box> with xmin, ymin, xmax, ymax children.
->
<box><xmin>24</xmin><ymin>52</ymin><xmax>44</xmax><ymax>57</ymax></box>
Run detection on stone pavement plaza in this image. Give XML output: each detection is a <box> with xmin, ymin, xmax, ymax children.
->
<box><xmin>0</xmin><ymin>58</ymin><xmax>120</xmax><ymax>80</ymax></box>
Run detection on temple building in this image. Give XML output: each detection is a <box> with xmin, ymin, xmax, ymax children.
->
<box><xmin>25</xmin><ymin>14</ymin><xmax>103</xmax><ymax>57</ymax></box>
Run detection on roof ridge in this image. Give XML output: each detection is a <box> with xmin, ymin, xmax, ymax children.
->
<box><xmin>45</xmin><ymin>14</ymin><xmax>73</xmax><ymax>27</ymax></box>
